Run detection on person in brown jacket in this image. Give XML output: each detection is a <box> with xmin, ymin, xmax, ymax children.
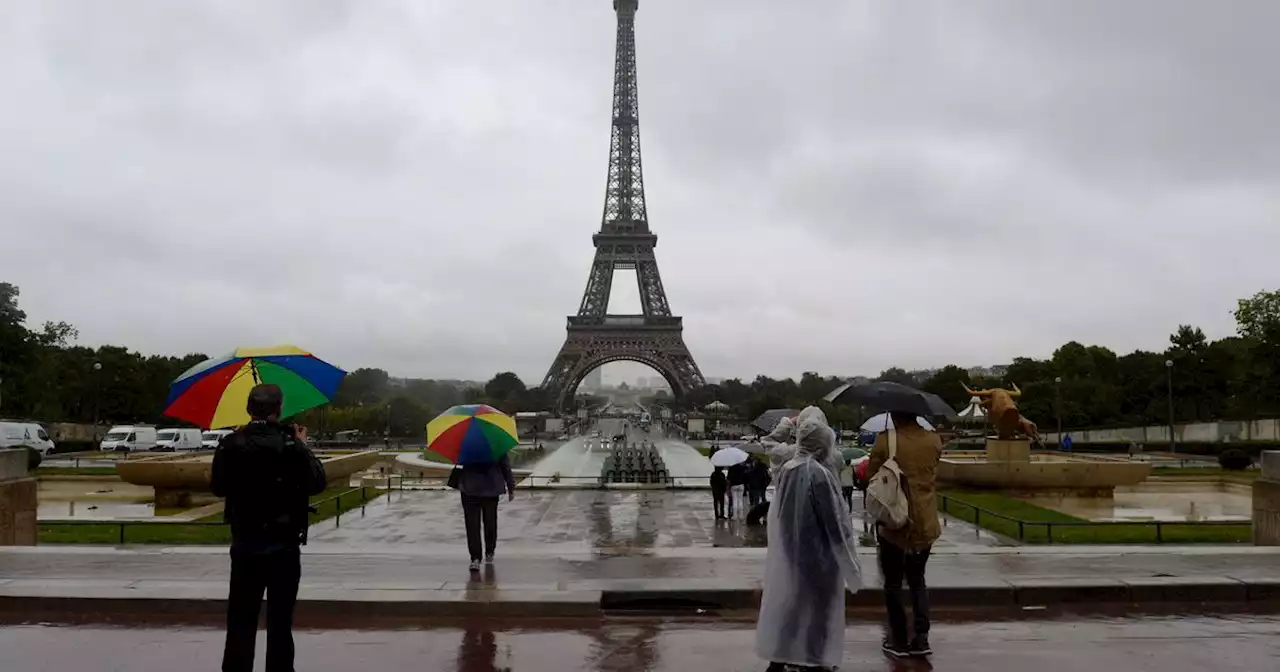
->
<box><xmin>866</xmin><ymin>411</ymin><xmax>942</xmax><ymax>658</ymax></box>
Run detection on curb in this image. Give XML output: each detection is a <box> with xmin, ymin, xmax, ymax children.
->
<box><xmin>1</xmin><ymin>577</ymin><xmax>1277</xmax><ymax>619</ymax></box>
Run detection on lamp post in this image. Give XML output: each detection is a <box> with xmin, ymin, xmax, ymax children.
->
<box><xmin>1054</xmin><ymin>376</ymin><xmax>1063</xmax><ymax>445</ymax></box>
<box><xmin>1165</xmin><ymin>359</ymin><xmax>1175</xmax><ymax>454</ymax></box>
<box><xmin>92</xmin><ymin>362</ymin><xmax>103</xmax><ymax>427</ymax></box>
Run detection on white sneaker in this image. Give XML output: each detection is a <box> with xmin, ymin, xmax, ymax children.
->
<box><xmin>468</xmin><ymin>560</ymin><xmax>481</xmax><ymax>572</ymax></box>
<box><xmin>484</xmin><ymin>554</ymin><xmax>494</xmax><ymax>565</ymax></box>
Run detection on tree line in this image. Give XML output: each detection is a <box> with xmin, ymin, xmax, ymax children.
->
<box><xmin>3</xmin><ymin>279</ymin><xmax>1278</xmax><ymax>435</ymax></box>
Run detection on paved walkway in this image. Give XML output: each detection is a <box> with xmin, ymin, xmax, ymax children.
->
<box><xmin>306</xmin><ymin>488</ymin><xmax>1006</xmax><ymax>550</ymax></box>
<box><xmin>3</xmin><ymin>615</ymin><xmax>1278</xmax><ymax>670</ymax></box>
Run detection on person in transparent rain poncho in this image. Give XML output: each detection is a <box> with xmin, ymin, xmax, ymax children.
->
<box><xmin>763</xmin><ymin>416</ymin><xmax>797</xmax><ymax>480</ymax></box>
<box><xmin>756</xmin><ymin>407</ymin><xmax>863</xmax><ymax>671</ymax></box>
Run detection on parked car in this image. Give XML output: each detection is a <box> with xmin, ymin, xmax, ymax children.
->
<box><xmin>100</xmin><ymin>425</ymin><xmax>157</xmax><ymax>452</ymax></box>
<box><xmin>0</xmin><ymin>421</ymin><xmax>56</xmax><ymax>456</ymax></box>
<box><xmin>154</xmin><ymin>428</ymin><xmax>203</xmax><ymax>451</ymax></box>
<box><xmin>200</xmin><ymin>429</ymin><xmax>234</xmax><ymax>450</ymax></box>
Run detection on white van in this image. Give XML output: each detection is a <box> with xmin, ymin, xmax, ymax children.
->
<box><xmin>100</xmin><ymin>425</ymin><xmax>157</xmax><ymax>452</ymax></box>
<box><xmin>155</xmin><ymin>428</ymin><xmax>203</xmax><ymax>452</ymax></box>
<box><xmin>0</xmin><ymin>421</ymin><xmax>57</xmax><ymax>456</ymax></box>
<box><xmin>200</xmin><ymin>429</ymin><xmax>234</xmax><ymax>450</ymax></box>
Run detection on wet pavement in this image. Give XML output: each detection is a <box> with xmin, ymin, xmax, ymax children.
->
<box><xmin>305</xmin><ymin>488</ymin><xmax>1005</xmax><ymax>550</ymax></box>
<box><xmin>1</xmin><ymin>614</ymin><xmax>1276</xmax><ymax>670</ymax></box>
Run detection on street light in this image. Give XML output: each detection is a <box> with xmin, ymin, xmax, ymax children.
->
<box><xmin>1054</xmin><ymin>376</ymin><xmax>1063</xmax><ymax>445</ymax></box>
<box><xmin>1165</xmin><ymin>359</ymin><xmax>1175</xmax><ymax>454</ymax></box>
<box><xmin>92</xmin><ymin>362</ymin><xmax>103</xmax><ymax>427</ymax></box>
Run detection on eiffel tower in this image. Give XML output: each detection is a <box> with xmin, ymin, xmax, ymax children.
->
<box><xmin>540</xmin><ymin>0</ymin><xmax>705</xmax><ymax>411</ymax></box>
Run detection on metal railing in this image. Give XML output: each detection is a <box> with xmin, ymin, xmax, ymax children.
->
<box><xmin>39</xmin><ymin>487</ymin><xmax>378</xmax><ymax>545</ymax></box>
<box><xmin>937</xmin><ymin>493</ymin><xmax>1251</xmax><ymax>544</ymax></box>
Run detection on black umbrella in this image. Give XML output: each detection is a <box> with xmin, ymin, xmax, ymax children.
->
<box><xmin>751</xmin><ymin>408</ymin><xmax>800</xmax><ymax>433</ymax></box>
<box><xmin>825</xmin><ymin>381</ymin><xmax>959</xmax><ymax>421</ymax></box>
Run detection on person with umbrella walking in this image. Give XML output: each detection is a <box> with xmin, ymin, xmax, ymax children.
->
<box><xmin>428</xmin><ymin>405</ymin><xmax>518</xmax><ymax>573</ymax></box>
<box><xmin>756</xmin><ymin>406</ymin><xmax>862</xmax><ymax>670</ymax></box>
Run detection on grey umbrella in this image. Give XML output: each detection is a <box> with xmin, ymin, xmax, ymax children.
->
<box><xmin>751</xmin><ymin>408</ymin><xmax>800</xmax><ymax>433</ymax></box>
<box><xmin>825</xmin><ymin>381</ymin><xmax>959</xmax><ymax>421</ymax></box>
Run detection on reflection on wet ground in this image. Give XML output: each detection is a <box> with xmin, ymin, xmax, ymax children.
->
<box><xmin>308</xmin><ymin>489</ymin><xmax>1001</xmax><ymax>550</ymax></box>
<box><xmin>1021</xmin><ymin>481</ymin><xmax>1254</xmax><ymax>522</ymax></box>
<box><xmin>1</xmin><ymin>615</ymin><xmax>1275</xmax><ymax>671</ymax></box>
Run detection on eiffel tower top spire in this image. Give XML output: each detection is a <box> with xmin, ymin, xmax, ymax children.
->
<box><xmin>600</xmin><ymin>0</ymin><xmax>647</xmax><ymax>235</ymax></box>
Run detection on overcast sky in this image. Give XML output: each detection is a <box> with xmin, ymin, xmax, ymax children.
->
<box><xmin>4</xmin><ymin>1</ymin><xmax>1278</xmax><ymax>385</ymax></box>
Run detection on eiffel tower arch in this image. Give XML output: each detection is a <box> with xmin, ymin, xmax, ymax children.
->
<box><xmin>541</xmin><ymin>0</ymin><xmax>704</xmax><ymax>411</ymax></box>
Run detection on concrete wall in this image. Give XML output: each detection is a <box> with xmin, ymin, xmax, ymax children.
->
<box><xmin>0</xmin><ymin>448</ymin><xmax>37</xmax><ymax>545</ymax></box>
<box><xmin>1044</xmin><ymin>418</ymin><xmax>1280</xmax><ymax>445</ymax></box>
<box><xmin>1253</xmin><ymin>452</ymin><xmax>1280</xmax><ymax>546</ymax></box>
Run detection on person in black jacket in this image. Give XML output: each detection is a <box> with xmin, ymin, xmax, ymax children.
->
<box><xmin>211</xmin><ymin>384</ymin><xmax>328</xmax><ymax>672</ymax></box>
<box><xmin>710</xmin><ymin>466</ymin><xmax>728</xmax><ymax>519</ymax></box>
<box><xmin>746</xmin><ymin>457</ymin><xmax>772</xmax><ymax>507</ymax></box>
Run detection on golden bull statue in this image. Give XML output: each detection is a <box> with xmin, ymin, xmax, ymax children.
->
<box><xmin>961</xmin><ymin>383</ymin><xmax>1042</xmax><ymax>443</ymax></box>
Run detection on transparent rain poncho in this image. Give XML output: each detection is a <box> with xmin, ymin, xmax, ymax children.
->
<box><xmin>763</xmin><ymin>416</ymin><xmax>796</xmax><ymax>480</ymax></box>
<box><xmin>756</xmin><ymin>406</ymin><xmax>863</xmax><ymax>669</ymax></box>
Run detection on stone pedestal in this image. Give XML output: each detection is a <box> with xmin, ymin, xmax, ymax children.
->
<box><xmin>1252</xmin><ymin>451</ymin><xmax>1280</xmax><ymax>546</ymax></box>
<box><xmin>0</xmin><ymin>449</ymin><xmax>38</xmax><ymax>546</ymax></box>
<box><xmin>985</xmin><ymin>438</ymin><xmax>1032</xmax><ymax>462</ymax></box>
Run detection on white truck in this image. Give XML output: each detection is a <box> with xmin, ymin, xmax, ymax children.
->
<box><xmin>0</xmin><ymin>421</ymin><xmax>56</xmax><ymax>456</ymax></box>
<box><xmin>200</xmin><ymin>429</ymin><xmax>234</xmax><ymax>450</ymax></box>
<box><xmin>154</xmin><ymin>428</ymin><xmax>203</xmax><ymax>452</ymax></box>
<box><xmin>100</xmin><ymin>425</ymin><xmax>157</xmax><ymax>452</ymax></box>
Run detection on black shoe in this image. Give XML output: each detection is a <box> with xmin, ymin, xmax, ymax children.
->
<box><xmin>881</xmin><ymin>639</ymin><xmax>910</xmax><ymax>658</ymax></box>
<box><xmin>909</xmin><ymin>635</ymin><xmax>932</xmax><ymax>657</ymax></box>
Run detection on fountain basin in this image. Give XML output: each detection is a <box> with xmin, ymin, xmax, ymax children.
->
<box><xmin>940</xmin><ymin>440</ymin><xmax>1152</xmax><ymax>495</ymax></box>
<box><xmin>117</xmin><ymin>450</ymin><xmax>381</xmax><ymax>507</ymax></box>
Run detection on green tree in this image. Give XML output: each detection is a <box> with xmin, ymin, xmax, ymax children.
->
<box><xmin>921</xmin><ymin>365</ymin><xmax>972</xmax><ymax>410</ymax></box>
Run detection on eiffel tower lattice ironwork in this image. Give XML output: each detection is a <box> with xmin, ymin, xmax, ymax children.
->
<box><xmin>540</xmin><ymin>0</ymin><xmax>705</xmax><ymax>411</ymax></box>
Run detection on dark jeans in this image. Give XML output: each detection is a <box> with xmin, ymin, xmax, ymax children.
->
<box><xmin>222</xmin><ymin>546</ymin><xmax>301</xmax><ymax>672</ymax></box>
<box><xmin>842</xmin><ymin>486</ymin><xmax>854</xmax><ymax>509</ymax></box>
<box><xmin>462</xmin><ymin>494</ymin><xmax>499</xmax><ymax>561</ymax></box>
<box><xmin>877</xmin><ymin>534</ymin><xmax>932</xmax><ymax>646</ymax></box>
<box><xmin>712</xmin><ymin>492</ymin><xmax>726</xmax><ymax>518</ymax></box>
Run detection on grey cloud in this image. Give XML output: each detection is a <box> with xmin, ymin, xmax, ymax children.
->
<box><xmin>2</xmin><ymin>0</ymin><xmax>1276</xmax><ymax>386</ymax></box>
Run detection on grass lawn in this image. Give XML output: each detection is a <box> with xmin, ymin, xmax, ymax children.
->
<box><xmin>38</xmin><ymin>486</ymin><xmax>382</xmax><ymax>545</ymax></box>
<box><xmin>939</xmin><ymin>491</ymin><xmax>1252</xmax><ymax>544</ymax></box>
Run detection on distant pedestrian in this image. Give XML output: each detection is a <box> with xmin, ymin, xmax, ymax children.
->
<box><xmin>711</xmin><ymin>466</ymin><xmax>728</xmax><ymax>519</ymax></box>
<box><xmin>839</xmin><ymin>459</ymin><xmax>855</xmax><ymax>511</ymax></box>
<box><xmin>211</xmin><ymin>384</ymin><xmax>328</xmax><ymax>672</ymax></box>
<box><xmin>458</xmin><ymin>453</ymin><xmax>516</xmax><ymax>572</ymax></box>
<box><xmin>727</xmin><ymin>461</ymin><xmax>747</xmax><ymax>520</ymax></box>
<box><xmin>868</xmin><ymin>411</ymin><xmax>942</xmax><ymax>659</ymax></box>
<box><xmin>746</xmin><ymin>458</ymin><xmax>771</xmax><ymax>507</ymax></box>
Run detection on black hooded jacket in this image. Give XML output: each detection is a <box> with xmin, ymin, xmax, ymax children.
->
<box><xmin>210</xmin><ymin>421</ymin><xmax>328</xmax><ymax>548</ymax></box>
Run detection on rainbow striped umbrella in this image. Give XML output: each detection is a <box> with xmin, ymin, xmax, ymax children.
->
<box><xmin>162</xmin><ymin>345</ymin><xmax>346</xmax><ymax>429</ymax></box>
<box><xmin>426</xmin><ymin>404</ymin><xmax>518</xmax><ymax>465</ymax></box>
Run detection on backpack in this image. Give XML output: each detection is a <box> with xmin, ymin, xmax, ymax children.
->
<box><xmin>865</xmin><ymin>428</ymin><xmax>910</xmax><ymax>530</ymax></box>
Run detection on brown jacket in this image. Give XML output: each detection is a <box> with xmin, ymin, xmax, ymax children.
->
<box><xmin>868</xmin><ymin>425</ymin><xmax>942</xmax><ymax>551</ymax></box>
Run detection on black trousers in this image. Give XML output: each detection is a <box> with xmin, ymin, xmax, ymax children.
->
<box><xmin>712</xmin><ymin>492</ymin><xmax>726</xmax><ymax>518</ymax></box>
<box><xmin>748</xmin><ymin>488</ymin><xmax>766</xmax><ymax>507</ymax></box>
<box><xmin>462</xmin><ymin>494</ymin><xmax>499</xmax><ymax>561</ymax></box>
<box><xmin>222</xmin><ymin>546</ymin><xmax>301</xmax><ymax>672</ymax></box>
<box><xmin>842</xmin><ymin>486</ymin><xmax>854</xmax><ymax>509</ymax></box>
<box><xmin>877</xmin><ymin>534</ymin><xmax>932</xmax><ymax>646</ymax></box>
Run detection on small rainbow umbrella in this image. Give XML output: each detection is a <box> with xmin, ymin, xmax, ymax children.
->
<box><xmin>426</xmin><ymin>404</ymin><xmax>518</xmax><ymax>465</ymax></box>
<box><xmin>162</xmin><ymin>345</ymin><xmax>346</xmax><ymax>429</ymax></box>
